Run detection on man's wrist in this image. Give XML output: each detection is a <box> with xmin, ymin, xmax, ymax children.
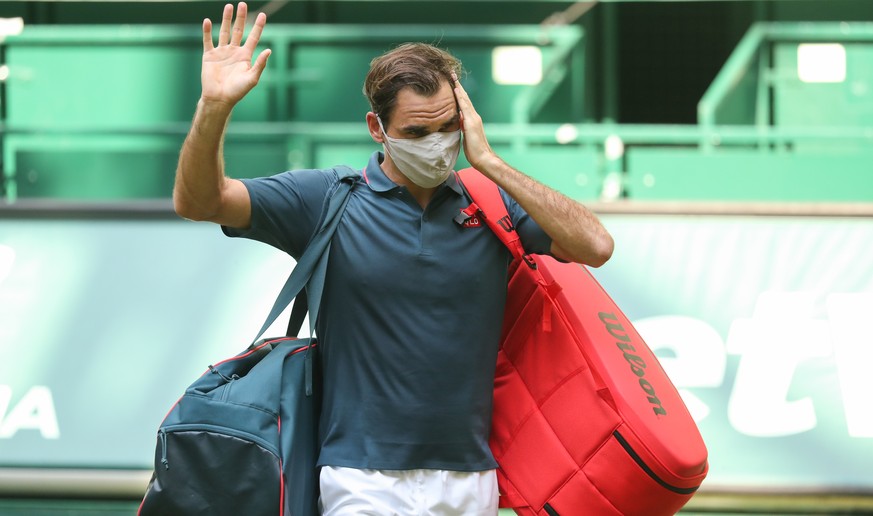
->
<box><xmin>473</xmin><ymin>153</ymin><xmax>506</xmax><ymax>179</ymax></box>
<box><xmin>197</xmin><ymin>97</ymin><xmax>235</xmax><ymax>119</ymax></box>
<box><xmin>192</xmin><ymin>97</ymin><xmax>234</xmax><ymax>137</ymax></box>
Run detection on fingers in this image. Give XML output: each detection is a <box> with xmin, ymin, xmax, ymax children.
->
<box><xmin>251</xmin><ymin>48</ymin><xmax>272</xmax><ymax>80</ymax></box>
<box><xmin>230</xmin><ymin>2</ymin><xmax>247</xmax><ymax>46</ymax></box>
<box><xmin>217</xmin><ymin>3</ymin><xmax>233</xmax><ymax>46</ymax></box>
<box><xmin>214</xmin><ymin>3</ymin><xmax>254</xmax><ymax>49</ymax></box>
<box><xmin>452</xmin><ymin>72</ymin><xmax>472</xmax><ymax>111</ymax></box>
<box><xmin>202</xmin><ymin>18</ymin><xmax>214</xmax><ymax>52</ymax></box>
<box><xmin>451</xmin><ymin>72</ymin><xmax>478</xmax><ymax>128</ymax></box>
<box><xmin>243</xmin><ymin>12</ymin><xmax>267</xmax><ymax>52</ymax></box>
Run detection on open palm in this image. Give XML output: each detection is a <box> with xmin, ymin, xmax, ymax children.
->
<box><xmin>201</xmin><ymin>2</ymin><xmax>271</xmax><ymax>107</ymax></box>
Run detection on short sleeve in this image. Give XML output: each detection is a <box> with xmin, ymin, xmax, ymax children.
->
<box><xmin>222</xmin><ymin>168</ymin><xmax>338</xmax><ymax>259</ymax></box>
<box><xmin>499</xmin><ymin>189</ymin><xmax>553</xmax><ymax>257</ymax></box>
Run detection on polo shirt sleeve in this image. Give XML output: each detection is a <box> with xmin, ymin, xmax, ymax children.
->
<box><xmin>499</xmin><ymin>189</ymin><xmax>554</xmax><ymax>257</ymax></box>
<box><xmin>222</xmin><ymin>168</ymin><xmax>337</xmax><ymax>259</ymax></box>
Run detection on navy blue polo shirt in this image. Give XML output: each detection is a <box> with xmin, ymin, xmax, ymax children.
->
<box><xmin>225</xmin><ymin>151</ymin><xmax>552</xmax><ymax>471</ymax></box>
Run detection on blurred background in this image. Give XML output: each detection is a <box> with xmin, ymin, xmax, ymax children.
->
<box><xmin>0</xmin><ymin>0</ymin><xmax>871</xmax><ymax>514</ymax></box>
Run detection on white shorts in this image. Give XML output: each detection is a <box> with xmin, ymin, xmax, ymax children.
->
<box><xmin>319</xmin><ymin>466</ymin><xmax>499</xmax><ymax>516</ymax></box>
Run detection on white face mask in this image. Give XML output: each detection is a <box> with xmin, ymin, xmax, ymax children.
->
<box><xmin>378</xmin><ymin>116</ymin><xmax>461</xmax><ymax>188</ymax></box>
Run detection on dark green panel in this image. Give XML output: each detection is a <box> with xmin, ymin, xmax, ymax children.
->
<box><xmin>290</xmin><ymin>44</ymin><xmax>379</xmax><ymax>122</ymax></box>
<box><xmin>626</xmin><ymin>148</ymin><xmax>873</xmax><ymax>202</ymax></box>
<box><xmin>2</xmin><ymin>24</ymin><xmax>587</xmax><ymax>200</ymax></box>
<box><xmin>8</xmin><ymin>1</ymin><xmax>570</xmax><ymax>26</ymax></box>
<box><xmin>14</xmin><ymin>148</ymin><xmax>178</xmax><ymax>199</ymax></box>
<box><xmin>769</xmin><ymin>0</ymin><xmax>873</xmax><ymax>22</ymax></box>
<box><xmin>9</xmin><ymin>137</ymin><xmax>287</xmax><ymax>200</ymax></box>
<box><xmin>772</xmin><ymin>42</ymin><xmax>873</xmax><ymax>128</ymax></box>
<box><xmin>320</xmin><ymin>1</ymin><xmax>567</xmax><ymax>25</ymax></box>
<box><xmin>7</xmin><ymin>44</ymin><xmax>201</xmax><ymax>127</ymax></box>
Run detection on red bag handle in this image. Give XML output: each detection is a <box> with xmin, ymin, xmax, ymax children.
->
<box><xmin>456</xmin><ymin>168</ymin><xmax>537</xmax><ymax>270</ymax></box>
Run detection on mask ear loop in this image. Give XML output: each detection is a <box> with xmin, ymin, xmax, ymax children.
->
<box><xmin>376</xmin><ymin>115</ymin><xmax>397</xmax><ymax>161</ymax></box>
<box><xmin>375</xmin><ymin>115</ymin><xmax>388</xmax><ymax>139</ymax></box>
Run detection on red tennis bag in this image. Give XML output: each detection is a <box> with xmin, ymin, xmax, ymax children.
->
<box><xmin>458</xmin><ymin>168</ymin><xmax>708</xmax><ymax>516</ymax></box>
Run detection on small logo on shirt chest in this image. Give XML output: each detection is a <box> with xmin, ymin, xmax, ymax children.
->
<box><xmin>462</xmin><ymin>215</ymin><xmax>483</xmax><ymax>228</ymax></box>
<box><xmin>454</xmin><ymin>204</ymin><xmax>484</xmax><ymax>228</ymax></box>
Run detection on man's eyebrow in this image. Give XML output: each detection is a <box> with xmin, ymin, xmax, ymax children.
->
<box><xmin>399</xmin><ymin>114</ymin><xmax>460</xmax><ymax>135</ymax></box>
<box><xmin>398</xmin><ymin>124</ymin><xmax>429</xmax><ymax>135</ymax></box>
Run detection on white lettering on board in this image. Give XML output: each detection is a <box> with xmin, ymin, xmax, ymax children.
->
<box><xmin>826</xmin><ymin>293</ymin><xmax>873</xmax><ymax>438</ymax></box>
<box><xmin>0</xmin><ymin>385</ymin><xmax>60</xmax><ymax>439</ymax></box>
<box><xmin>636</xmin><ymin>291</ymin><xmax>873</xmax><ymax>439</ymax></box>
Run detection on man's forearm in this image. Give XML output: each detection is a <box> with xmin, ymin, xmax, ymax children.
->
<box><xmin>452</xmin><ymin>74</ymin><xmax>613</xmax><ymax>266</ymax></box>
<box><xmin>173</xmin><ymin>99</ymin><xmax>234</xmax><ymax>221</ymax></box>
<box><xmin>478</xmin><ymin>155</ymin><xmax>614</xmax><ymax>267</ymax></box>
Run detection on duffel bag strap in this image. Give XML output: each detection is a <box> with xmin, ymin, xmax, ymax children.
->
<box><xmin>255</xmin><ymin>165</ymin><xmax>361</xmax><ymax>344</ymax></box>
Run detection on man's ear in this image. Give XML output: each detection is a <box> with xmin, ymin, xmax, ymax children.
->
<box><xmin>366</xmin><ymin>112</ymin><xmax>384</xmax><ymax>143</ymax></box>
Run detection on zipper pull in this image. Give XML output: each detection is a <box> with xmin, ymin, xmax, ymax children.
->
<box><xmin>208</xmin><ymin>364</ymin><xmax>232</xmax><ymax>382</ymax></box>
<box><xmin>159</xmin><ymin>429</ymin><xmax>169</xmax><ymax>470</ymax></box>
<box><xmin>209</xmin><ymin>365</ymin><xmax>239</xmax><ymax>383</ymax></box>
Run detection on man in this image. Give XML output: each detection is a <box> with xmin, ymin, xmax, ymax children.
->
<box><xmin>174</xmin><ymin>3</ymin><xmax>614</xmax><ymax>514</ymax></box>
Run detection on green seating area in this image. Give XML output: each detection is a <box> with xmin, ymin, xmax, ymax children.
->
<box><xmin>1</xmin><ymin>20</ymin><xmax>871</xmax><ymax>203</ymax></box>
<box><xmin>1</xmin><ymin>24</ymin><xmax>591</xmax><ymax>200</ymax></box>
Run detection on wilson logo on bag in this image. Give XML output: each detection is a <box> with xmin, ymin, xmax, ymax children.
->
<box><xmin>599</xmin><ymin>311</ymin><xmax>668</xmax><ymax>417</ymax></box>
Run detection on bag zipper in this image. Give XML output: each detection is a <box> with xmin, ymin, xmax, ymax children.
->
<box><xmin>160</xmin><ymin>423</ymin><xmax>281</xmax><ymax>458</ymax></box>
<box><xmin>612</xmin><ymin>430</ymin><xmax>699</xmax><ymax>495</ymax></box>
<box><xmin>159</xmin><ymin>429</ymin><xmax>169</xmax><ymax>470</ymax></box>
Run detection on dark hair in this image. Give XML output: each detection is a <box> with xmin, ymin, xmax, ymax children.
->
<box><xmin>363</xmin><ymin>43</ymin><xmax>462</xmax><ymax>127</ymax></box>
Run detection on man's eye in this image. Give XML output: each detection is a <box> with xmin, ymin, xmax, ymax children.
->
<box><xmin>443</xmin><ymin>121</ymin><xmax>461</xmax><ymax>131</ymax></box>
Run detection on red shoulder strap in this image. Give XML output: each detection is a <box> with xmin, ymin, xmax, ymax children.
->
<box><xmin>456</xmin><ymin>168</ymin><xmax>536</xmax><ymax>269</ymax></box>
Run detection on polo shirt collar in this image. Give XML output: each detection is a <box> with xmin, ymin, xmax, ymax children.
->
<box><xmin>363</xmin><ymin>152</ymin><xmax>398</xmax><ymax>192</ymax></box>
<box><xmin>364</xmin><ymin>151</ymin><xmax>465</xmax><ymax>196</ymax></box>
<box><xmin>445</xmin><ymin>170</ymin><xmax>465</xmax><ymax>196</ymax></box>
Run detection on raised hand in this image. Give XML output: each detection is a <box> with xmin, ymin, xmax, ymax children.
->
<box><xmin>200</xmin><ymin>2</ymin><xmax>271</xmax><ymax>108</ymax></box>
